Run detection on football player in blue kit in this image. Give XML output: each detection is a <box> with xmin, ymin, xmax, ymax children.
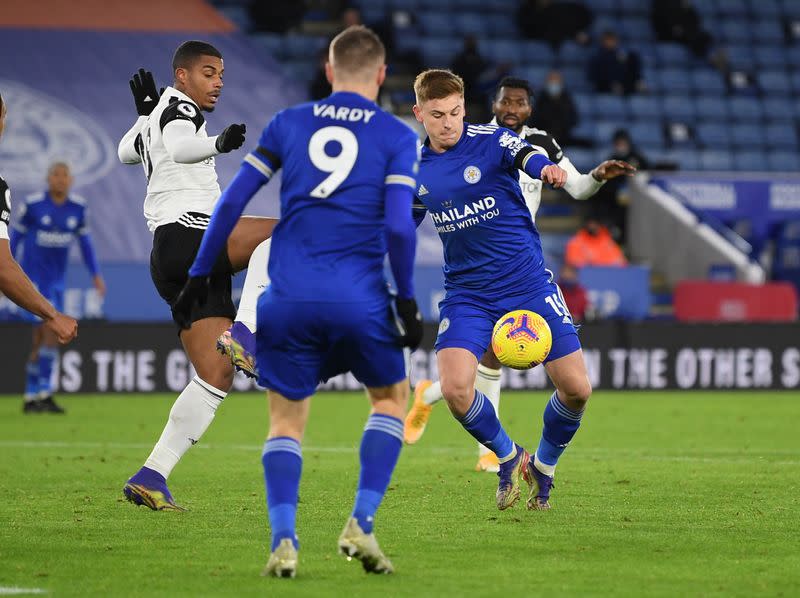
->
<box><xmin>410</xmin><ymin>69</ymin><xmax>592</xmax><ymax>512</ymax></box>
<box><xmin>172</xmin><ymin>26</ymin><xmax>422</xmax><ymax>578</ymax></box>
<box><xmin>10</xmin><ymin>162</ymin><xmax>105</xmax><ymax>414</ymax></box>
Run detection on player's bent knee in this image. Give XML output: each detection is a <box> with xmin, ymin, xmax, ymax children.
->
<box><xmin>440</xmin><ymin>379</ymin><xmax>474</xmax><ymax>417</ymax></box>
<box><xmin>560</xmin><ymin>379</ymin><xmax>592</xmax><ymax>406</ymax></box>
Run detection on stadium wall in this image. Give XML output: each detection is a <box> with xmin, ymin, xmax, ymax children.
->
<box><xmin>1</xmin><ymin>322</ymin><xmax>798</xmax><ymax>394</ymax></box>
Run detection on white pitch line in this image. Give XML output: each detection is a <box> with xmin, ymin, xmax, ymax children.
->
<box><xmin>0</xmin><ymin>588</ymin><xmax>47</xmax><ymax>596</ymax></box>
<box><xmin>0</xmin><ymin>440</ymin><xmax>798</xmax><ymax>465</ymax></box>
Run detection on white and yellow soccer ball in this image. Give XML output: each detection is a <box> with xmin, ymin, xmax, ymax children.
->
<box><xmin>491</xmin><ymin>310</ymin><xmax>552</xmax><ymax>370</ymax></box>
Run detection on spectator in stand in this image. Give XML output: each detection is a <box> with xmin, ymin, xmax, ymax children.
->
<box><xmin>309</xmin><ymin>48</ymin><xmax>332</xmax><ymax>100</ymax></box>
<box><xmin>451</xmin><ymin>36</ymin><xmax>494</xmax><ymax>123</ymax></box>
<box><xmin>565</xmin><ymin>216</ymin><xmax>628</xmax><ymax>268</ymax></box>
<box><xmin>531</xmin><ymin>70</ymin><xmax>579</xmax><ymax>145</ymax></box>
<box><xmin>517</xmin><ymin>0</ymin><xmax>593</xmax><ymax>50</ymax></box>
<box><xmin>651</xmin><ymin>0</ymin><xmax>712</xmax><ymax>58</ymax></box>
<box><xmin>587</xmin><ymin>30</ymin><xmax>643</xmax><ymax>95</ymax></box>
<box><xmin>558</xmin><ymin>263</ymin><xmax>590</xmax><ymax>323</ymax></box>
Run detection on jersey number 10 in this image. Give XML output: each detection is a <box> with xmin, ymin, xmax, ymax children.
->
<box><xmin>308</xmin><ymin>126</ymin><xmax>358</xmax><ymax>198</ymax></box>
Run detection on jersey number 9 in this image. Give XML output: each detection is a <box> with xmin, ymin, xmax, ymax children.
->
<box><xmin>308</xmin><ymin>126</ymin><xmax>358</xmax><ymax>198</ymax></box>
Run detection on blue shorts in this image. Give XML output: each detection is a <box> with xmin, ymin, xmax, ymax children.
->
<box><xmin>435</xmin><ymin>281</ymin><xmax>581</xmax><ymax>363</ymax></box>
<box><xmin>20</xmin><ymin>282</ymin><xmax>64</xmax><ymax>323</ymax></box>
<box><xmin>255</xmin><ymin>289</ymin><xmax>408</xmax><ymax>400</ymax></box>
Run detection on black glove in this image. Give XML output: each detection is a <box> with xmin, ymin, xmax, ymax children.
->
<box><xmin>129</xmin><ymin>68</ymin><xmax>161</xmax><ymax>116</ymax></box>
<box><xmin>215</xmin><ymin>123</ymin><xmax>246</xmax><ymax>153</ymax></box>
<box><xmin>395</xmin><ymin>297</ymin><xmax>424</xmax><ymax>350</ymax></box>
<box><xmin>171</xmin><ymin>276</ymin><xmax>210</xmax><ymax>330</ymax></box>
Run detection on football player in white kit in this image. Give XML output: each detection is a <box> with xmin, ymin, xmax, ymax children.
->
<box><xmin>404</xmin><ymin>76</ymin><xmax>635</xmax><ymax>472</ymax></box>
<box><xmin>117</xmin><ymin>41</ymin><xmax>274</xmax><ymax>509</ymax></box>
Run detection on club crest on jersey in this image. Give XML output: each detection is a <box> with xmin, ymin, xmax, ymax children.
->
<box><xmin>463</xmin><ymin>166</ymin><xmax>481</xmax><ymax>184</ymax></box>
<box><xmin>66</xmin><ymin>216</ymin><xmax>78</xmax><ymax>229</ymax></box>
<box><xmin>438</xmin><ymin>318</ymin><xmax>450</xmax><ymax>334</ymax></box>
<box><xmin>41</xmin><ymin>215</ymin><xmax>51</xmax><ymax>225</ymax></box>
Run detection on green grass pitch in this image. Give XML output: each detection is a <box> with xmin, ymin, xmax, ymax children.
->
<box><xmin>1</xmin><ymin>391</ymin><xmax>799</xmax><ymax>597</ymax></box>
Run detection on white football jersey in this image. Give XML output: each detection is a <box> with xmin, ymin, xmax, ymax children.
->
<box><xmin>0</xmin><ymin>173</ymin><xmax>11</xmax><ymax>240</ymax></box>
<box><xmin>137</xmin><ymin>86</ymin><xmax>220</xmax><ymax>231</ymax></box>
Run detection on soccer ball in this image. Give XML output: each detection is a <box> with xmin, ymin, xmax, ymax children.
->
<box><xmin>491</xmin><ymin>310</ymin><xmax>552</xmax><ymax>370</ymax></box>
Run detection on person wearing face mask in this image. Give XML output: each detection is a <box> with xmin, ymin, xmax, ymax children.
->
<box><xmin>531</xmin><ymin>70</ymin><xmax>578</xmax><ymax>146</ymax></box>
<box><xmin>565</xmin><ymin>216</ymin><xmax>628</xmax><ymax>268</ymax></box>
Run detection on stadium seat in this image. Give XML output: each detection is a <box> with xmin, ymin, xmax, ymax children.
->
<box><xmin>764</xmin><ymin>124</ymin><xmax>799</xmax><ymax>149</ymax></box>
<box><xmin>483</xmin><ymin>39</ymin><xmax>518</xmax><ymax>63</ymax></box>
<box><xmin>664</xmin><ymin>148</ymin><xmax>700</xmax><ymax>168</ymax></box>
<box><xmin>692</xmin><ymin>0</ymin><xmax>717</xmax><ymax>16</ymax></box>
<box><xmin>733</xmin><ymin>150</ymin><xmax>764</xmax><ymax>171</ymax></box>
<box><xmin>694</xmin><ymin>96</ymin><xmax>730</xmax><ymax>121</ymax></box>
<box><xmin>618</xmin><ymin>17</ymin><xmax>651</xmax><ymax>43</ymax></box>
<box><xmin>593</xmin><ymin>94</ymin><xmax>628</xmax><ymax>120</ymax></box>
<box><xmin>630</xmin><ymin>44</ymin><xmax>658</xmax><ymax>69</ymax></box>
<box><xmin>729</xmin><ymin>124</ymin><xmax>765</xmax><ymax>149</ymax></box>
<box><xmin>488</xmin><ymin>14</ymin><xmax>518</xmax><ymax>37</ymax></box>
<box><xmin>699</xmin><ymin>150</ymin><xmax>734</xmax><ymax>170</ymax></box>
<box><xmin>561</xmin><ymin>66</ymin><xmax>591</xmax><ymax>92</ymax></box>
<box><xmin>752</xmin><ymin>20</ymin><xmax>784</xmax><ymax>43</ymax></box>
<box><xmin>618</xmin><ymin>0</ymin><xmax>648</xmax><ymax>15</ymax></box>
<box><xmin>768</xmin><ymin>151</ymin><xmax>800</xmax><ymax>171</ymax></box>
<box><xmin>690</xmin><ymin>70</ymin><xmax>727</xmax><ymax>94</ymax></box>
<box><xmin>746</xmin><ymin>0</ymin><xmax>781</xmax><ymax>17</ymax></box>
<box><xmin>250</xmin><ymin>33</ymin><xmax>285</xmax><ymax>61</ymax></box>
<box><xmin>570</xmin><ymin>121</ymin><xmax>596</xmax><ymax>143</ymax></box>
<box><xmin>762</xmin><ymin>97</ymin><xmax>799</xmax><ymax>121</ymax></box>
<box><xmin>659</xmin><ymin>69</ymin><xmax>693</xmax><ymax>93</ymax></box>
<box><xmin>572</xmin><ymin>93</ymin><xmax>595</xmax><ymax>118</ymax></box>
<box><xmin>759</xmin><ymin>70</ymin><xmax>793</xmax><ymax>94</ymax></box>
<box><xmin>520</xmin><ymin>41</ymin><xmax>555</xmax><ymax>63</ymax></box>
<box><xmin>516</xmin><ymin>65</ymin><xmax>550</xmax><ymax>87</ymax></box>
<box><xmin>593</xmin><ymin>120</ymin><xmax>622</xmax><ymax>146</ymax></box>
<box><xmin>719</xmin><ymin>21</ymin><xmax>752</xmax><ymax>43</ymax></box>
<box><xmin>419</xmin><ymin>11</ymin><xmax>451</xmax><ymax>34</ymax></box>
<box><xmin>662</xmin><ymin>95</ymin><xmax>696</xmax><ymax>121</ymax></box>
<box><xmin>724</xmin><ymin>44</ymin><xmax>756</xmax><ymax>70</ymax></box>
<box><xmin>282</xmin><ymin>60</ymin><xmax>316</xmax><ymax>82</ymax></box>
<box><xmin>790</xmin><ymin>71</ymin><xmax>800</xmax><ymax>93</ymax></box>
<box><xmin>628</xmin><ymin>96</ymin><xmax>663</xmax><ymax>120</ymax></box>
<box><xmin>454</xmin><ymin>13</ymin><xmax>487</xmax><ymax>36</ymax></box>
<box><xmin>558</xmin><ymin>41</ymin><xmax>590</xmax><ymax>66</ymax></box>
<box><xmin>696</xmin><ymin>123</ymin><xmax>732</xmax><ymax>147</ymax></box>
<box><xmin>754</xmin><ymin>47</ymin><xmax>788</xmax><ymax>69</ymax></box>
<box><xmin>419</xmin><ymin>37</ymin><xmax>456</xmax><ymax>67</ymax></box>
<box><xmin>728</xmin><ymin>97</ymin><xmax>765</xmax><ymax>122</ymax></box>
<box><xmin>564</xmin><ymin>148</ymin><xmax>596</xmax><ymax>172</ymax></box>
<box><xmin>656</xmin><ymin>43</ymin><xmax>691</xmax><ymax>67</ymax></box>
<box><xmin>629</xmin><ymin>122</ymin><xmax>665</xmax><ymax>147</ymax></box>
<box><xmin>716</xmin><ymin>0</ymin><xmax>749</xmax><ymax>16</ymax></box>
<box><xmin>786</xmin><ymin>46</ymin><xmax>800</xmax><ymax>68</ymax></box>
<box><xmin>217</xmin><ymin>5</ymin><xmax>252</xmax><ymax>31</ymax></box>
<box><xmin>780</xmin><ymin>0</ymin><xmax>800</xmax><ymax>17</ymax></box>
<box><xmin>582</xmin><ymin>0</ymin><xmax>620</xmax><ymax>12</ymax></box>
<box><xmin>284</xmin><ymin>34</ymin><xmax>328</xmax><ymax>59</ymax></box>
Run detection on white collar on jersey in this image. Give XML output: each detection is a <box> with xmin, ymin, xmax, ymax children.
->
<box><xmin>160</xmin><ymin>85</ymin><xmax>198</xmax><ymax>108</ymax></box>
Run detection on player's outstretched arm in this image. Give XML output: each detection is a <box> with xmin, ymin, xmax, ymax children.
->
<box><xmin>173</xmin><ymin>162</ymin><xmax>267</xmax><ymax>328</ymax></box>
<box><xmin>0</xmin><ymin>240</ymin><xmax>77</xmax><ymax>343</ymax></box>
<box><xmin>162</xmin><ymin>120</ymin><xmax>245</xmax><ymax>164</ymax></box>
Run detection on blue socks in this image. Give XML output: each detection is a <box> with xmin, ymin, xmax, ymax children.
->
<box><xmin>262</xmin><ymin>437</ymin><xmax>302</xmax><ymax>551</ymax></box>
<box><xmin>352</xmin><ymin>414</ymin><xmax>404</xmax><ymax>534</ymax></box>
<box><xmin>535</xmin><ymin>391</ymin><xmax>584</xmax><ymax>476</ymax></box>
<box><xmin>25</xmin><ymin>361</ymin><xmax>39</xmax><ymax>400</ymax></box>
<box><xmin>458</xmin><ymin>390</ymin><xmax>515</xmax><ymax>461</ymax></box>
<box><xmin>38</xmin><ymin>347</ymin><xmax>57</xmax><ymax>397</ymax></box>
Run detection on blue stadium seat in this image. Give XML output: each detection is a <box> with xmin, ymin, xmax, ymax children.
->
<box><xmin>662</xmin><ymin>95</ymin><xmax>696</xmax><ymax>120</ymax></box>
<box><xmin>716</xmin><ymin>0</ymin><xmax>749</xmax><ymax>16</ymax></box>
<box><xmin>728</xmin><ymin>97</ymin><xmax>765</xmax><ymax>122</ymax></box>
<box><xmin>754</xmin><ymin>47</ymin><xmax>788</xmax><ymax>69</ymax></box>
<box><xmin>217</xmin><ymin>5</ymin><xmax>252</xmax><ymax>31</ymax></box>
<box><xmin>630</xmin><ymin>44</ymin><xmax>658</xmax><ymax>69</ymax></box>
<box><xmin>752</xmin><ymin>20</ymin><xmax>784</xmax><ymax>43</ymax></box>
<box><xmin>692</xmin><ymin>0</ymin><xmax>718</xmax><ymax>16</ymax></box>
<box><xmin>618</xmin><ymin>0</ymin><xmax>649</xmax><ymax>14</ymax></box>
<box><xmin>521</xmin><ymin>41</ymin><xmax>555</xmax><ymax>63</ymax></box>
<box><xmin>284</xmin><ymin>34</ymin><xmax>328</xmax><ymax>59</ymax></box>
<box><xmin>516</xmin><ymin>66</ymin><xmax>549</xmax><ymax>87</ymax></box>
<box><xmin>719</xmin><ymin>21</ymin><xmax>752</xmax><ymax>43</ymax></box>
<box><xmin>582</xmin><ymin>0</ymin><xmax>620</xmax><ymax>11</ymax></box>
<box><xmin>419</xmin><ymin>11</ymin><xmax>451</xmax><ymax>34</ymax></box>
<box><xmin>656</xmin><ymin>43</ymin><xmax>691</xmax><ymax>66</ymax></box>
<box><xmin>561</xmin><ymin>66</ymin><xmax>591</xmax><ymax>92</ymax></box>
<box><xmin>690</xmin><ymin>70</ymin><xmax>727</xmax><ymax>94</ymax></box>
<box><xmin>724</xmin><ymin>44</ymin><xmax>756</xmax><ymax>70</ymax></box>
<box><xmin>629</xmin><ymin>122</ymin><xmax>664</xmax><ymax>146</ymax></box>
<box><xmin>694</xmin><ymin>96</ymin><xmax>730</xmax><ymax>121</ymax></box>
<box><xmin>733</xmin><ymin>150</ymin><xmax>764</xmax><ymax>170</ymax></box>
<box><xmin>659</xmin><ymin>69</ymin><xmax>693</xmax><ymax>93</ymax></box>
<box><xmin>282</xmin><ymin>60</ymin><xmax>316</xmax><ymax>82</ymax></box>
<box><xmin>759</xmin><ymin>71</ymin><xmax>793</xmax><ymax>94</ymax></box>
<box><xmin>729</xmin><ymin>124</ymin><xmax>765</xmax><ymax>149</ymax></box>
<box><xmin>699</xmin><ymin>150</ymin><xmax>734</xmax><ymax>170</ymax></box>
<box><xmin>571</xmin><ymin>121</ymin><xmax>596</xmax><ymax>142</ymax></box>
<box><xmin>458</xmin><ymin>0</ymin><xmax>486</xmax><ymax>10</ymax></box>
<box><xmin>573</xmin><ymin>93</ymin><xmax>594</xmax><ymax>118</ymax></box>
<box><xmin>762</xmin><ymin>97</ymin><xmax>799</xmax><ymax>121</ymax></box>
<box><xmin>564</xmin><ymin>148</ymin><xmax>596</xmax><ymax>172</ymax></box>
<box><xmin>483</xmin><ymin>39</ymin><xmax>518</xmax><ymax>63</ymax></box>
<box><xmin>665</xmin><ymin>148</ymin><xmax>700</xmax><ymax>169</ymax></box>
<box><xmin>791</xmin><ymin>71</ymin><xmax>800</xmax><ymax>92</ymax></box>
<box><xmin>786</xmin><ymin>46</ymin><xmax>800</xmax><ymax>68</ymax></box>
<box><xmin>593</xmin><ymin>121</ymin><xmax>622</xmax><ymax>145</ymax></box>
<box><xmin>419</xmin><ymin>37</ymin><xmax>458</xmax><ymax>67</ymax></box>
<box><xmin>453</xmin><ymin>13</ymin><xmax>487</xmax><ymax>36</ymax></box>
<box><xmin>696</xmin><ymin>123</ymin><xmax>731</xmax><ymax>147</ymax></box>
<box><xmin>628</xmin><ymin>96</ymin><xmax>663</xmax><ymax>120</ymax></box>
<box><xmin>768</xmin><ymin>151</ymin><xmax>800</xmax><ymax>171</ymax></box>
<box><xmin>593</xmin><ymin>94</ymin><xmax>628</xmax><ymax>119</ymax></box>
<box><xmin>780</xmin><ymin>0</ymin><xmax>800</xmax><ymax>17</ymax></box>
<box><xmin>764</xmin><ymin>124</ymin><xmax>798</xmax><ymax>149</ymax></box>
<box><xmin>746</xmin><ymin>0</ymin><xmax>781</xmax><ymax>17</ymax></box>
<box><xmin>618</xmin><ymin>18</ymin><xmax>651</xmax><ymax>42</ymax></box>
<box><xmin>488</xmin><ymin>14</ymin><xmax>518</xmax><ymax>37</ymax></box>
<box><xmin>250</xmin><ymin>33</ymin><xmax>286</xmax><ymax>61</ymax></box>
<box><xmin>558</xmin><ymin>41</ymin><xmax>590</xmax><ymax>66</ymax></box>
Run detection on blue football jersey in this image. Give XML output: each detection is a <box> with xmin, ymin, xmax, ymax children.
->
<box><xmin>245</xmin><ymin>91</ymin><xmax>419</xmax><ymax>301</ymax></box>
<box><xmin>414</xmin><ymin>123</ymin><xmax>552</xmax><ymax>299</ymax></box>
<box><xmin>12</xmin><ymin>192</ymin><xmax>91</xmax><ymax>286</ymax></box>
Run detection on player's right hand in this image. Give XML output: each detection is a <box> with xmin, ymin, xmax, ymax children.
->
<box><xmin>395</xmin><ymin>297</ymin><xmax>424</xmax><ymax>350</ymax></box>
<box><xmin>45</xmin><ymin>312</ymin><xmax>78</xmax><ymax>344</ymax></box>
<box><xmin>540</xmin><ymin>164</ymin><xmax>568</xmax><ymax>188</ymax></box>
<box><xmin>172</xmin><ymin>276</ymin><xmax>210</xmax><ymax>330</ymax></box>
<box><xmin>129</xmin><ymin>68</ymin><xmax>161</xmax><ymax>117</ymax></box>
<box><xmin>215</xmin><ymin>124</ymin><xmax>247</xmax><ymax>153</ymax></box>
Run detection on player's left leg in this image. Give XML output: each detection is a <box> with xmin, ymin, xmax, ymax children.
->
<box><xmin>528</xmin><ymin>348</ymin><xmax>591</xmax><ymax>510</ymax></box>
<box><xmin>474</xmin><ymin>349</ymin><xmax>503</xmax><ymax>472</ymax></box>
<box><xmin>36</xmin><ymin>325</ymin><xmax>65</xmax><ymax>413</ymax></box>
<box><xmin>23</xmin><ymin>325</ymin><xmax>43</xmax><ymax>413</ymax></box>
<box><xmin>216</xmin><ymin>216</ymin><xmax>276</xmax><ymax>378</ymax></box>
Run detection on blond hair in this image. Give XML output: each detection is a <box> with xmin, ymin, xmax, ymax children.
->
<box><xmin>329</xmin><ymin>25</ymin><xmax>385</xmax><ymax>78</ymax></box>
<box><xmin>413</xmin><ymin>69</ymin><xmax>465</xmax><ymax>104</ymax></box>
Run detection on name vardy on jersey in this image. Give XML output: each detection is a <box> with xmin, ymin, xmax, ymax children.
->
<box><xmin>313</xmin><ymin>103</ymin><xmax>376</xmax><ymax>123</ymax></box>
<box><xmin>430</xmin><ymin>196</ymin><xmax>500</xmax><ymax>233</ymax></box>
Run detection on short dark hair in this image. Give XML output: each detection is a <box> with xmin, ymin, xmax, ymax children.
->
<box><xmin>172</xmin><ymin>40</ymin><xmax>222</xmax><ymax>71</ymax></box>
<box><xmin>495</xmin><ymin>77</ymin><xmax>533</xmax><ymax>100</ymax></box>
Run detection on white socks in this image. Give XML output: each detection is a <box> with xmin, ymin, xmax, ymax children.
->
<box><xmin>143</xmin><ymin>376</ymin><xmax>227</xmax><ymax>479</ymax></box>
<box><xmin>475</xmin><ymin>364</ymin><xmax>502</xmax><ymax>457</ymax></box>
<box><xmin>235</xmin><ymin>238</ymin><xmax>271</xmax><ymax>333</ymax></box>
